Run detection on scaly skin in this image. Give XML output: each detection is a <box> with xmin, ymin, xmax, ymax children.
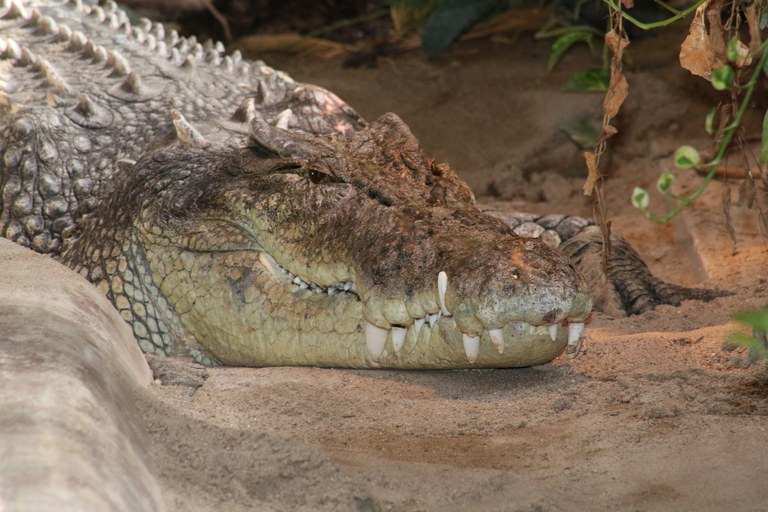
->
<box><xmin>0</xmin><ymin>0</ymin><xmax>719</xmax><ymax>368</ymax></box>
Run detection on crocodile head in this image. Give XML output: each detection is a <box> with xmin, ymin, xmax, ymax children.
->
<box><xmin>67</xmin><ymin>112</ymin><xmax>591</xmax><ymax>368</ymax></box>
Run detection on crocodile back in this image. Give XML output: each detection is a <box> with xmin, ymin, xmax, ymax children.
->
<box><xmin>0</xmin><ymin>0</ymin><xmax>364</xmax><ymax>254</ymax></box>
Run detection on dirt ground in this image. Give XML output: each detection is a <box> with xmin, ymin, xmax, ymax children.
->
<box><xmin>137</xmin><ymin>26</ymin><xmax>768</xmax><ymax>511</ymax></box>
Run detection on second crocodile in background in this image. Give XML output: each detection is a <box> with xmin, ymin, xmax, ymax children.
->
<box><xmin>0</xmin><ymin>0</ymin><xmax>722</xmax><ymax>368</ymax></box>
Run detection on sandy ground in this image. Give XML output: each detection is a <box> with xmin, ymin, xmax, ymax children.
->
<box><xmin>132</xmin><ymin>26</ymin><xmax>765</xmax><ymax>511</ymax></box>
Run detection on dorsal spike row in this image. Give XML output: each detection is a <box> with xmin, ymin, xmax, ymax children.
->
<box><xmin>94</xmin><ymin>44</ymin><xmax>108</xmax><ymax>63</ymax></box>
<box><xmin>1</xmin><ymin>0</ymin><xmax>29</xmax><ymax>20</ymax></box>
<box><xmin>108</xmin><ymin>50</ymin><xmax>130</xmax><ymax>76</ymax></box>
<box><xmin>275</xmin><ymin>109</ymin><xmax>293</xmax><ymax>130</ymax></box>
<box><xmin>175</xmin><ymin>39</ymin><xmax>189</xmax><ymax>55</ymax></box>
<box><xmin>169</xmin><ymin>47</ymin><xmax>181</xmax><ymax>66</ymax></box>
<box><xmin>37</xmin><ymin>58</ymin><xmax>70</xmax><ymax>94</ymax></box>
<box><xmin>144</xmin><ymin>33</ymin><xmax>157</xmax><ymax>51</ymax></box>
<box><xmin>171</xmin><ymin>110</ymin><xmax>209</xmax><ymax>148</ymax></box>
<box><xmin>222</xmin><ymin>55</ymin><xmax>234</xmax><ymax>73</ymax></box>
<box><xmin>57</xmin><ymin>24</ymin><xmax>72</xmax><ymax>43</ymax></box>
<box><xmin>36</xmin><ymin>15</ymin><xmax>58</xmax><ymax>35</ymax></box>
<box><xmin>68</xmin><ymin>30</ymin><xmax>87</xmax><ymax>52</ymax></box>
<box><xmin>74</xmin><ymin>94</ymin><xmax>96</xmax><ymax>117</ymax></box>
<box><xmin>86</xmin><ymin>5</ymin><xmax>106</xmax><ymax>22</ymax></box>
<box><xmin>205</xmin><ymin>48</ymin><xmax>221</xmax><ymax>65</ymax></box>
<box><xmin>180</xmin><ymin>54</ymin><xmax>195</xmax><ymax>71</ymax></box>
<box><xmin>103</xmin><ymin>0</ymin><xmax>118</xmax><ymax>15</ymax></box>
<box><xmin>18</xmin><ymin>47</ymin><xmax>36</xmax><ymax>66</ymax></box>
<box><xmin>237</xmin><ymin>62</ymin><xmax>251</xmax><ymax>77</ymax></box>
<box><xmin>191</xmin><ymin>43</ymin><xmax>204</xmax><ymax>60</ymax></box>
<box><xmin>167</xmin><ymin>30</ymin><xmax>179</xmax><ymax>47</ymax></box>
<box><xmin>67</xmin><ymin>94</ymin><xmax>112</xmax><ymax>128</ymax></box>
<box><xmin>119</xmin><ymin>72</ymin><xmax>142</xmax><ymax>95</ymax></box>
<box><xmin>83</xmin><ymin>40</ymin><xmax>108</xmax><ymax>63</ymax></box>
<box><xmin>138</xmin><ymin>17</ymin><xmax>151</xmax><ymax>32</ymax></box>
<box><xmin>231</xmin><ymin>97</ymin><xmax>258</xmax><ymax>123</ymax></box>
<box><xmin>151</xmin><ymin>23</ymin><xmax>164</xmax><ymax>40</ymax></box>
<box><xmin>107</xmin><ymin>13</ymin><xmax>121</xmax><ymax>30</ymax></box>
<box><xmin>255</xmin><ymin>79</ymin><xmax>271</xmax><ymax>105</ymax></box>
<box><xmin>155</xmin><ymin>41</ymin><xmax>168</xmax><ymax>59</ymax></box>
<box><xmin>131</xmin><ymin>26</ymin><xmax>146</xmax><ymax>44</ymax></box>
<box><xmin>1</xmin><ymin>37</ymin><xmax>21</xmax><ymax>61</ymax></box>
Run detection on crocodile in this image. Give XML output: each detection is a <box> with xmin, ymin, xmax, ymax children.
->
<box><xmin>0</xmin><ymin>0</ymin><xmax>720</xmax><ymax>369</ymax></box>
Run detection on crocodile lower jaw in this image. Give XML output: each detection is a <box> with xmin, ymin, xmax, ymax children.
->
<box><xmin>253</xmin><ymin>251</ymin><xmax>588</xmax><ymax>367</ymax></box>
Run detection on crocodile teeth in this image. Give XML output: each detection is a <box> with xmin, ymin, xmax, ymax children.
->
<box><xmin>427</xmin><ymin>312</ymin><xmax>441</xmax><ymax>328</ymax></box>
<box><xmin>365</xmin><ymin>322</ymin><xmax>388</xmax><ymax>360</ymax></box>
<box><xmin>548</xmin><ymin>324</ymin><xmax>558</xmax><ymax>342</ymax></box>
<box><xmin>414</xmin><ymin>318</ymin><xmax>425</xmax><ymax>337</ymax></box>
<box><xmin>567</xmin><ymin>322</ymin><xmax>585</xmax><ymax>358</ymax></box>
<box><xmin>462</xmin><ymin>333</ymin><xmax>480</xmax><ymax>363</ymax></box>
<box><xmin>391</xmin><ymin>327</ymin><xmax>407</xmax><ymax>352</ymax></box>
<box><xmin>488</xmin><ymin>328</ymin><xmax>505</xmax><ymax>354</ymax></box>
<box><xmin>437</xmin><ymin>271</ymin><xmax>451</xmax><ymax>316</ymax></box>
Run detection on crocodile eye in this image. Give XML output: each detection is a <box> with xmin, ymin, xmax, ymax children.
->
<box><xmin>308</xmin><ymin>168</ymin><xmax>331</xmax><ymax>184</ymax></box>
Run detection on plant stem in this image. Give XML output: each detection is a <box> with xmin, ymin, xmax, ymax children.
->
<box><xmin>602</xmin><ymin>0</ymin><xmax>707</xmax><ymax>30</ymax></box>
<box><xmin>647</xmin><ymin>40</ymin><xmax>768</xmax><ymax>223</ymax></box>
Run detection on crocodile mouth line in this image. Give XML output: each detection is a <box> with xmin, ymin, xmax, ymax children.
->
<box><xmin>256</xmin><ymin>251</ymin><xmax>587</xmax><ymax>365</ymax></box>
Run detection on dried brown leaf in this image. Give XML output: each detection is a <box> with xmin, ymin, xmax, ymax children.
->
<box><xmin>603</xmin><ymin>67</ymin><xmax>629</xmax><ymax>118</ymax></box>
<box><xmin>620</xmin><ymin>0</ymin><xmax>634</xmax><ymax>8</ymax></box>
<box><xmin>679</xmin><ymin>3</ymin><xmax>713</xmax><ymax>79</ymax></box>
<box><xmin>604</xmin><ymin>29</ymin><xmax>629</xmax><ymax>57</ymax></box>
<box><xmin>705</xmin><ymin>0</ymin><xmax>726</xmax><ymax>65</ymax></box>
<box><xmin>582</xmin><ymin>151</ymin><xmax>600</xmax><ymax>196</ymax></box>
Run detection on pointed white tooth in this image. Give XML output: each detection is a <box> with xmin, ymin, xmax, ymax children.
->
<box><xmin>427</xmin><ymin>312</ymin><xmax>441</xmax><ymax>327</ymax></box>
<box><xmin>414</xmin><ymin>318</ymin><xmax>425</xmax><ymax>336</ymax></box>
<box><xmin>462</xmin><ymin>333</ymin><xmax>480</xmax><ymax>363</ymax></box>
<box><xmin>343</xmin><ymin>281</ymin><xmax>353</xmax><ymax>291</ymax></box>
<box><xmin>567</xmin><ymin>322</ymin><xmax>584</xmax><ymax>346</ymax></box>
<box><xmin>328</xmin><ymin>286</ymin><xmax>336</xmax><ymax>295</ymax></box>
<box><xmin>258</xmin><ymin>253</ymin><xmax>279</xmax><ymax>276</ymax></box>
<box><xmin>567</xmin><ymin>322</ymin><xmax>585</xmax><ymax>358</ymax></box>
<box><xmin>392</xmin><ymin>327</ymin><xmax>407</xmax><ymax>352</ymax></box>
<box><xmin>299</xmin><ymin>281</ymin><xmax>308</xmax><ymax>290</ymax></box>
<box><xmin>437</xmin><ymin>271</ymin><xmax>451</xmax><ymax>316</ymax></box>
<box><xmin>292</xmin><ymin>276</ymin><xmax>301</xmax><ymax>286</ymax></box>
<box><xmin>365</xmin><ymin>322</ymin><xmax>389</xmax><ymax>360</ymax></box>
<box><xmin>488</xmin><ymin>328</ymin><xmax>504</xmax><ymax>354</ymax></box>
<box><xmin>548</xmin><ymin>324</ymin><xmax>558</xmax><ymax>341</ymax></box>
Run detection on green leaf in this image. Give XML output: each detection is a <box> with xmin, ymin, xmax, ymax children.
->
<box><xmin>673</xmin><ymin>145</ymin><xmax>701</xmax><ymax>169</ymax></box>
<box><xmin>564</xmin><ymin>68</ymin><xmax>609</xmax><ymax>91</ymax></box>
<box><xmin>548</xmin><ymin>30</ymin><xmax>594</xmax><ymax>71</ymax></box>
<box><xmin>657</xmin><ymin>172</ymin><xmax>675</xmax><ymax>195</ymax></box>
<box><xmin>420</xmin><ymin>0</ymin><xmax>501</xmax><ymax>57</ymax></box>
<box><xmin>631</xmin><ymin>187</ymin><xmax>649</xmax><ymax>210</ymax></box>
<box><xmin>733</xmin><ymin>308</ymin><xmax>768</xmax><ymax>332</ymax></box>
<box><xmin>711</xmin><ymin>65</ymin><xmax>733</xmax><ymax>91</ymax></box>
<box><xmin>761</xmin><ymin>110</ymin><xmax>768</xmax><ymax>165</ymax></box>
<box><xmin>705</xmin><ymin>107</ymin><xmax>716</xmax><ymax>135</ymax></box>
